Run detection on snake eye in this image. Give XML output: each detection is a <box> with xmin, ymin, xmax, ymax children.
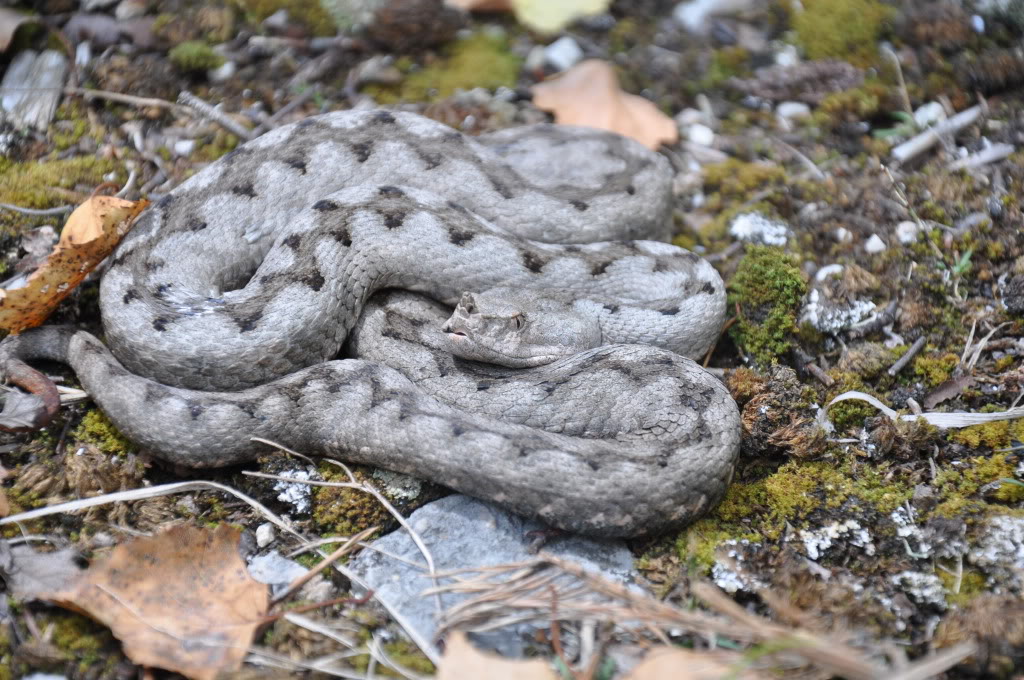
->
<box><xmin>513</xmin><ymin>314</ymin><xmax>524</xmax><ymax>330</ymax></box>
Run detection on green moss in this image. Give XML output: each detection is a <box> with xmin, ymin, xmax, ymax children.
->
<box><xmin>310</xmin><ymin>463</ymin><xmax>390</xmax><ymax>538</ymax></box>
<box><xmin>792</xmin><ymin>0</ymin><xmax>894</xmax><ymax>67</ymax></box>
<box><xmin>937</xmin><ymin>568</ymin><xmax>988</xmax><ymax>608</ymax></box>
<box><xmin>50</xmin><ymin>101</ymin><xmax>95</xmax><ymax>151</ymax></box>
<box><xmin>49</xmin><ymin>612</ymin><xmax>119</xmax><ymax>673</ymax></box>
<box><xmin>812</xmin><ymin>82</ymin><xmax>889</xmax><ymax>127</ymax></box>
<box><xmin>727</xmin><ymin>246</ymin><xmax>808</xmax><ymax>364</ymax></box>
<box><xmin>932</xmin><ymin>453</ymin><xmax>1024</xmax><ymax>518</ymax></box>
<box><xmin>912</xmin><ymin>351</ymin><xmax>961</xmax><ymax>388</ymax></box>
<box><xmin>168</xmin><ymin>41</ymin><xmax>225</xmax><ymax>72</ymax></box>
<box><xmin>0</xmin><ymin>156</ymin><xmax>121</xmax><ymax>233</ymax></box>
<box><xmin>233</xmin><ymin>0</ymin><xmax>335</xmax><ymax>36</ymax></box>
<box><xmin>192</xmin><ymin>130</ymin><xmax>240</xmax><ymax>163</ymax></box>
<box><xmin>363</xmin><ymin>31</ymin><xmax>521</xmax><ymax>104</ymax></box>
<box><xmin>71</xmin><ymin>409</ymin><xmax>136</xmax><ymax>457</ymax></box>
<box><xmin>0</xmin><ymin>156</ymin><xmax>119</xmax><ymax>211</ymax></box>
<box><xmin>678</xmin><ymin>458</ymin><xmax>914</xmax><ymax>566</ymax></box>
<box><xmin>704</xmin><ymin>159</ymin><xmax>787</xmax><ymax>203</ymax></box>
<box><xmin>692</xmin><ymin>46</ymin><xmax>751</xmax><ymax>93</ymax></box>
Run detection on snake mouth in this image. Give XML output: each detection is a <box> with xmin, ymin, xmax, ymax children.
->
<box><xmin>447</xmin><ymin>331</ymin><xmax>468</xmax><ymax>338</ymax></box>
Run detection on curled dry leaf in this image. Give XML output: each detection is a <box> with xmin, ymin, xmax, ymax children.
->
<box><xmin>438</xmin><ymin>631</ymin><xmax>558</xmax><ymax>680</ymax></box>
<box><xmin>38</xmin><ymin>524</ymin><xmax>268</xmax><ymax>680</ymax></box>
<box><xmin>531</xmin><ymin>60</ymin><xmax>679</xmax><ymax>150</ymax></box>
<box><xmin>0</xmin><ymin>8</ymin><xmax>38</xmax><ymax>52</ymax></box>
<box><xmin>0</xmin><ymin>196</ymin><xmax>147</xmax><ymax>334</ymax></box>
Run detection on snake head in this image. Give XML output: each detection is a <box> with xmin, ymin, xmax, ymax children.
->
<box><xmin>441</xmin><ymin>288</ymin><xmax>601</xmax><ymax>368</ymax></box>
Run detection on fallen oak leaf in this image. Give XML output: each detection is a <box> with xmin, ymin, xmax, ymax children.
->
<box><xmin>37</xmin><ymin>524</ymin><xmax>268</xmax><ymax>680</ymax></box>
<box><xmin>0</xmin><ymin>195</ymin><xmax>147</xmax><ymax>334</ymax></box>
<box><xmin>531</xmin><ymin>60</ymin><xmax>679</xmax><ymax>150</ymax></box>
<box><xmin>438</xmin><ymin>631</ymin><xmax>558</xmax><ymax>679</ymax></box>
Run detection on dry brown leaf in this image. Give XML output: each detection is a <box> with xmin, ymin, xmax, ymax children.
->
<box><xmin>0</xmin><ymin>195</ymin><xmax>147</xmax><ymax>334</ymax></box>
<box><xmin>532</xmin><ymin>59</ymin><xmax>679</xmax><ymax>150</ymax></box>
<box><xmin>438</xmin><ymin>631</ymin><xmax>558</xmax><ymax>680</ymax></box>
<box><xmin>444</xmin><ymin>0</ymin><xmax>512</xmax><ymax>11</ymax></box>
<box><xmin>624</xmin><ymin>646</ymin><xmax>767</xmax><ymax>679</ymax></box>
<box><xmin>0</xmin><ymin>8</ymin><xmax>38</xmax><ymax>52</ymax></box>
<box><xmin>39</xmin><ymin>524</ymin><xmax>268</xmax><ymax>680</ymax></box>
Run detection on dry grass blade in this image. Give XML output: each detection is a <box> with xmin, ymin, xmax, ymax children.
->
<box><xmin>429</xmin><ymin>554</ymin><xmax>972</xmax><ymax>678</ymax></box>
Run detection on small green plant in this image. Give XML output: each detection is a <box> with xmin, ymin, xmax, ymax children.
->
<box><xmin>872</xmin><ymin>111</ymin><xmax>917</xmax><ymax>139</ymax></box>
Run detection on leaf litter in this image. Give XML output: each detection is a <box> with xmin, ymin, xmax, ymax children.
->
<box><xmin>31</xmin><ymin>524</ymin><xmax>268</xmax><ymax>680</ymax></box>
<box><xmin>0</xmin><ymin>195</ymin><xmax>147</xmax><ymax>334</ymax></box>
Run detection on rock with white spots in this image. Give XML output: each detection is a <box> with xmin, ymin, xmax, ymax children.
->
<box><xmin>728</xmin><ymin>212</ymin><xmax>790</xmax><ymax>246</ymax></box>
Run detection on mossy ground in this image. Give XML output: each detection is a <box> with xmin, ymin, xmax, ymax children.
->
<box><xmin>3</xmin><ymin>0</ymin><xmax>1024</xmax><ymax>676</ymax></box>
<box><xmin>362</xmin><ymin>31</ymin><xmax>521</xmax><ymax>104</ymax></box>
<box><xmin>727</xmin><ymin>245</ymin><xmax>808</xmax><ymax>365</ymax></box>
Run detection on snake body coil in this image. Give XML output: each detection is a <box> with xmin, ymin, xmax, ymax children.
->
<box><xmin>2</xmin><ymin>111</ymin><xmax>741</xmax><ymax>537</ymax></box>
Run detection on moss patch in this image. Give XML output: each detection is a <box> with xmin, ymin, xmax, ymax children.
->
<box><xmin>678</xmin><ymin>457</ymin><xmax>914</xmax><ymax>567</ymax></box>
<box><xmin>0</xmin><ymin>156</ymin><xmax>122</xmax><ymax>233</ymax></box>
<box><xmin>233</xmin><ymin>0</ymin><xmax>336</xmax><ymax>36</ymax></box>
<box><xmin>310</xmin><ymin>464</ymin><xmax>390</xmax><ymax>538</ymax></box>
<box><xmin>728</xmin><ymin>245</ymin><xmax>808</xmax><ymax>365</ymax></box>
<box><xmin>932</xmin><ymin>453</ymin><xmax>1024</xmax><ymax>519</ymax></box>
<box><xmin>71</xmin><ymin>409</ymin><xmax>136</xmax><ymax>457</ymax></box>
<box><xmin>792</xmin><ymin>0</ymin><xmax>894</xmax><ymax>67</ymax></box>
<box><xmin>363</xmin><ymin>31</ymin><xmax>521</xmax><ymax>104</ymax></box>
<box><xmin>169</xmin><ymin>41</ymin><xmax>225</xmax><ymax>72</ymax></box>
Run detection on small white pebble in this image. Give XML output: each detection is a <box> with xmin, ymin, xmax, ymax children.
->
<box><xmin>524</xmin><ymin>45</ymin><xmax>545</xmax><ymax>72</ymax></box>
<box><xmin>687</xmin><ymin>123</ymin><xmax>715</xmax><ymax>146</ymax></box>
<box><xmin>544</xmin><ymin>36</ymin><xmax>583</xmax><ymax>72</ymax></box>
<box><xmin>75</xmin><ymin>41</ymin><xmax>91</xmax><ymax>68</ymax></box>
<box><xmin>208</xmin><ymin>60</ymin><xmax>236</xmax><ymax>83</ymax></box>
<box><xmin>774</xmin><ymin>44</ymin><xmax>800</xmax><ymax>67</ymax></box>
<box><xmin>675</xmin><ymin>107</ymin><xmax>703</xmax><ymax>127</ymax></box>
<box><xmin>895</xmin><ymin>220</ymin><xmax>921</xmax><ymax>244</ymax></box>
<box><xmin>864</xmin><ymin>234</ymin><xmax>887</xmax><ymax>253</ymax></box>
<box><xmin>833</xmin><ymin>226</ymin><xmax>853</xmax><ymax>243</ymax></box>
<box><xmin>256</xmin><ymin>523</ymin><xmax>275</xmax><ymax>548</ymax></box>
<box><xmin>173</xmin><ymin>139</ymin><xmax>195</xmax><ymax>157</ymax></box>
<box><xmin>776</xmin><ymin>101</ymin><xmax>811</xmax><ymax>121</ymax></box>
<box><xmin>914</xmin><ymin>102</ymin><xmax>946</xmax><ymax>128</ymax></box>
<box><xmin>971</xmin><ymin>14</ymin><xmax>985</xmax><ymax>33</ymax></box>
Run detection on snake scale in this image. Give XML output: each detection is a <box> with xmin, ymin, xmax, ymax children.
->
<box><xmin>1</xmin><ymin>110</ymin><xmax>740</xmax><ymax>537</ymax></box>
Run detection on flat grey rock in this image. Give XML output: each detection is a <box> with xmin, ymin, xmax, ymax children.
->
<box><xmin>348</xmin><ymin>494</ymin><xmax>643</xmax><ymax>657</ymax></box>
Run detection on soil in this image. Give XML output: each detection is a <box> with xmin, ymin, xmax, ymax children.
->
<box><xmin>0</xmin><ymin>0</ymin><xmax>1022</xmax><ymax>677</ymax></box>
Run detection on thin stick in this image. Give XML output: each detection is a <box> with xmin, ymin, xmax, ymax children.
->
<box><xmin>64</xmin><ymin>86</ymin><xmax>184</xmax><ymax>111</ymax></box>
<box><xmin>887</xmin><ymin>336</ymin><xmax>926</xmax><ymax>376</ymax></box>
<box><xmin>0</xmin><ymin>203</ymin><xmax>72</xmax><ymax>216</ymax></box>
<box><xmin>272</xmin><ymin>525</ymin><xmax>379</xmax><ymax>605</ymax></box>
<box><xmin>178</xmin><ymin>90</ymin><xmax>254</xmax><ymax>141</ymax></box>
